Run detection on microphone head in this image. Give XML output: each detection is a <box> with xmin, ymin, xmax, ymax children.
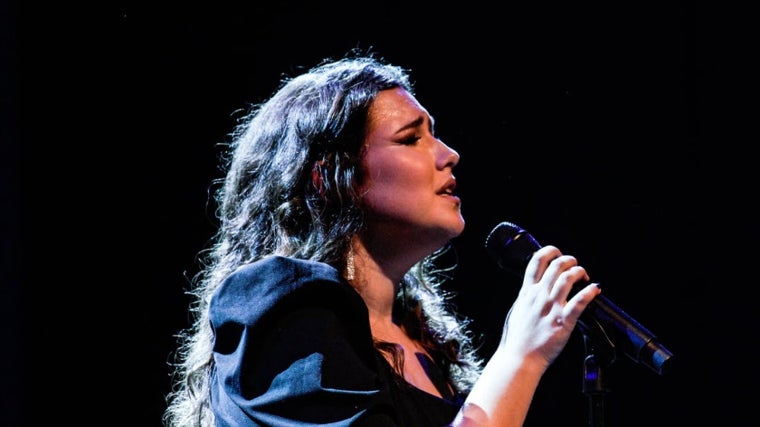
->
<box><xmin>485</xmin><ymin>221</ymin><xmax>542</xmax><ymax>276</ymax></box>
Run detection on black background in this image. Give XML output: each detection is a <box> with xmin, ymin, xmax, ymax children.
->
<box><xmin>7</xmin><ymin>1</ymin><xmax>758</xmax><ymax>426</ymax></box>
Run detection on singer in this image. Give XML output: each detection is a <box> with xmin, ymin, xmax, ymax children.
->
<box><xmin>163</xmin><ymin>50</ymin><xmax>601</xmax><ymax>427</ymax></box>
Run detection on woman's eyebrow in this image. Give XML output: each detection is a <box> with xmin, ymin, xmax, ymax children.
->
<box><xmin>393</xmin><ymin>115</ymin><xmax>426</xmax><ymax>135</ymax></box>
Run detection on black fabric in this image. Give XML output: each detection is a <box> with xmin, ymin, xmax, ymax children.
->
<box><xmin>209</xmin><ymin>255</ymin><xmax>464</xmax><ymax>426</ymax></box>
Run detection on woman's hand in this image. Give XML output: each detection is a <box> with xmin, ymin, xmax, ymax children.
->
<box><xmin>500</xmin><ymin>244</ymin><xmax>601</xmax><ymax>372</ymax></box>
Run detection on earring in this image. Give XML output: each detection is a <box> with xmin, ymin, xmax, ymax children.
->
<box><xmin>345</xmin><ymin>250</ymin><xmax>355</xmax><ymax>281</ymax></box>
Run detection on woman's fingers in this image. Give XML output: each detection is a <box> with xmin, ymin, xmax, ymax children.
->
<box><xmin>522</xmin><ymin>245</ymin><xmax>562</xmax><ymax>287</ymax></box>
<box><xmin>524</xmin><ymin>245</ymin><xmax>589</xmax><ymax>294</ymax></box>
<box><xmin>522</xmin><ymin>244</ymin><xmax>599</xmax><ymax>321</ymax></box>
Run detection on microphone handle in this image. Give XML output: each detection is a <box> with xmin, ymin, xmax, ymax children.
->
<box><xmin>578</xmin><ymin>286</ymin><xmax>673</xmax><ymax>375</ymax></box>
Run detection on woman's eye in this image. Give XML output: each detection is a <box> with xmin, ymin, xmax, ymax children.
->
<box><xmin>400</xmin><ymin>136</ymin><xmax>421</xmax><ymax>145</ymax></box>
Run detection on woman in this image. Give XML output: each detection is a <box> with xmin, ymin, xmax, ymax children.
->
<box><xmin>163</xmin><ymin>52</ymin><xmax>600</xmax><ymax>427</ymax></box>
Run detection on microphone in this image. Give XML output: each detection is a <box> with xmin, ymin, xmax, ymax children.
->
<box><xmin>485</xmin><ymin>221</ymin><xmax>674</xmax><ymax>375</ymax></box>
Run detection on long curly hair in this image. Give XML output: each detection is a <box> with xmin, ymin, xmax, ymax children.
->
<box><xmin>163</xmin><ymin>51</ymin><xmax>483</xmax><ymax>427</ymax></box>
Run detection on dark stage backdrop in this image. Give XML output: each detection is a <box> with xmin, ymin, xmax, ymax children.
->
<box><xmin>16</xmin><ymin>2</ymin><xmax>757</xmax><ymax>426</ymax></box>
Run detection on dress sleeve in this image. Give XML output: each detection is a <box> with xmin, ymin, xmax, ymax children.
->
<box><xmin>208</xmin><ymin>256</ymin><xmax>398</xmax><ymax>426</ymax></box>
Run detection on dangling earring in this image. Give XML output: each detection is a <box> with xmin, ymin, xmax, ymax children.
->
<box><xmin>345</xmin><ymin>250</ymin><xmax>355</xmax><ymax>281</ymax></box>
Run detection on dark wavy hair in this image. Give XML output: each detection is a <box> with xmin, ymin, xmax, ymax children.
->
<box><xmin>163</xmin><ymin>51</ymin><xmax>483</xmax><ymax>427</ymax></box>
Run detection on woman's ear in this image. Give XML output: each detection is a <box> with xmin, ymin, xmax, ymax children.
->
<box><xmin>311</xmin><ymin>160</ymin><xmax>325</xmax><ymax>197</ymax></box>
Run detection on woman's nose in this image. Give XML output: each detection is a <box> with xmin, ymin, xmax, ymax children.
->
<box><xmin>438</xmin><ymin>139</ymin><xmax>460</xmax><ymax>169</ymax></box>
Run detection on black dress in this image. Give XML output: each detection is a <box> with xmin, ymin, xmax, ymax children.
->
<box><xmin>209</xmin><ymin>255</ymin><xmax>465</xmax><ymax>426</ymax></box>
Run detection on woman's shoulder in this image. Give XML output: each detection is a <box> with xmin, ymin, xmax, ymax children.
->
<box><xmin>225</xmin><ymin>255</ymin><xmax>341</xmax><ymax>286</ymax></box>
<box><xmin>213</xmin><ymin>255</ymin><xmax>340</xmax><ymax>299</ymax></box>
<box><xmin>208</xmin><ymin>256</ymin><xmax>386</xmax><ymax>424</ymax></box>
<box><xmin>210</xmin><ymin>255</ymin><xmax>363</xmax><ymax>327</ymax></box>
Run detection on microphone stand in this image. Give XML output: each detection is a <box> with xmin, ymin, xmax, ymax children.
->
<box><xmin>582</xmin><ymin>334</ymin><xmax>613</xmax><ymax>427</ymax></box>
<box><xmin>576</xmin><ymin>312</ymin><xmax>617</xmax><ymax>427</ymax></box>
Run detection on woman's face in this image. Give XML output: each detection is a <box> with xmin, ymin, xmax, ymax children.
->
<box><xmin>359</xmin><ymin>87</ymin><xmax>464</xmax><ymax>256</ymax></box>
